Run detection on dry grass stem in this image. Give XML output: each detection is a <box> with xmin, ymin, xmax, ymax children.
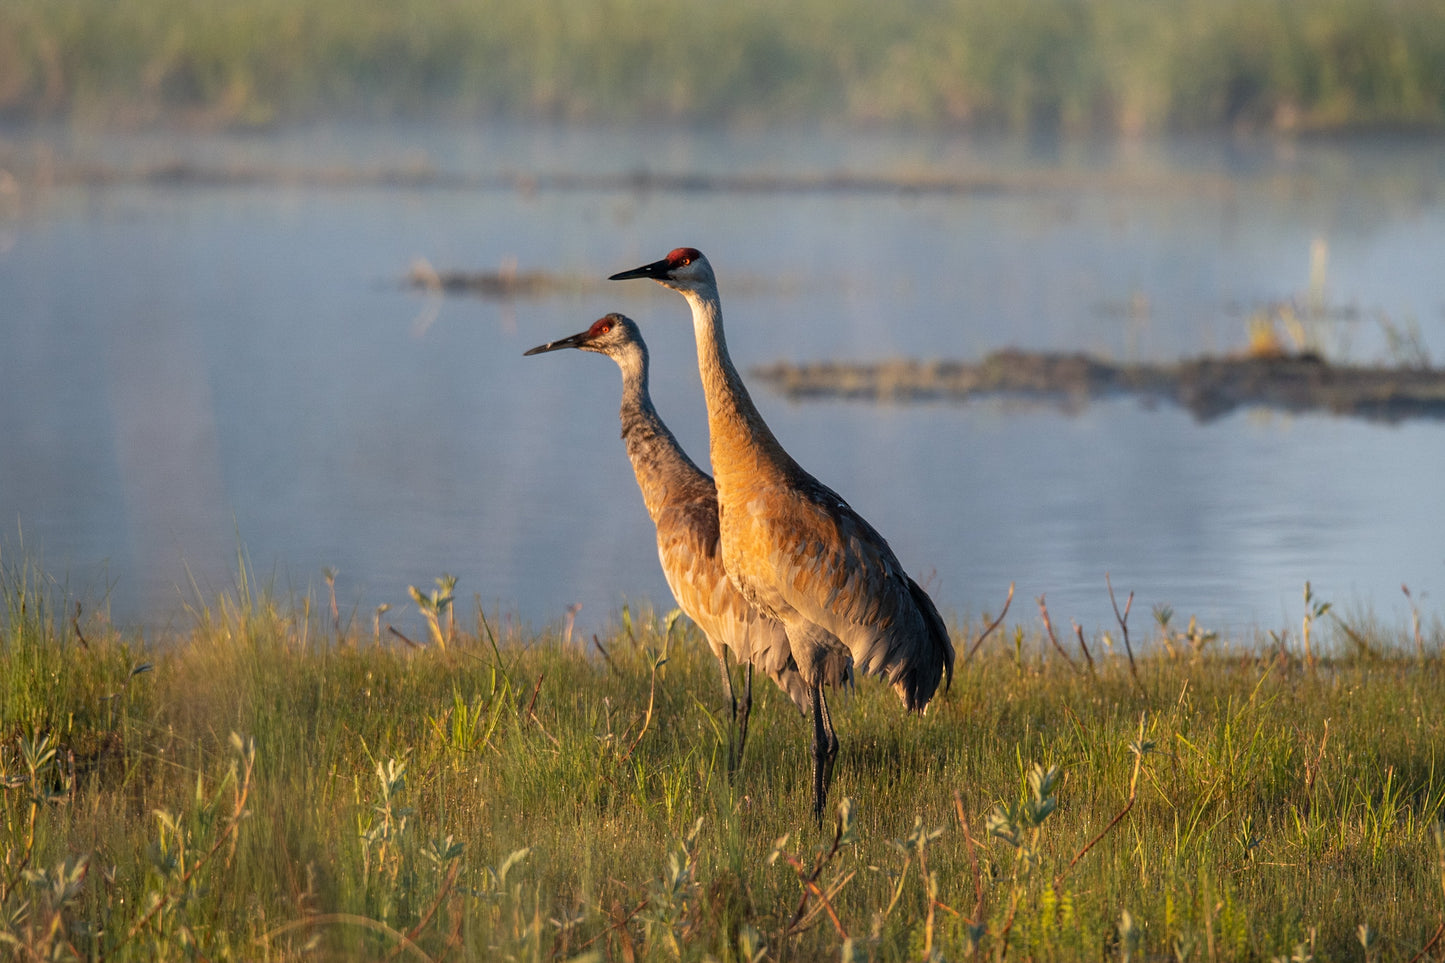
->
<box><xmin>966</xmin><ymin>582</ymin><xmax>1014</xmax><ymax>662</ymax></box>
<box><xmin>1107</xmin><ymin>572</ymin><xmax>1145</xmax><ymax>696</ymax></box>
<box><xmin>1037</xmin><ymin>594</ymin><xmax>1081</xmax><ymax>673</ymax></box>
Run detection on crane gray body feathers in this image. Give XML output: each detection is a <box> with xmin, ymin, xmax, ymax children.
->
<box><xmin>680</xmin><ymin>269</ymin><xmax>953</xmax><ymax>708</ymax></box>
<box><xmin>610</xmin><ymin>249</ymin><xmax>955</xmax><ymax>819</ymax></box>
<box><xmin>525</xmin><ymin>314</ymin><xmax>812</xmax><ymax>720</ymax></box>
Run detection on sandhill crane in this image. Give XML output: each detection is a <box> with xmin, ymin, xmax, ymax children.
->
<box><xmin>524</xmin><ymin>312</ymin><xmax>816</xmax><ymax>771</ymax></box>
<box><xmin>610</xmin><ymin>249</ymin><xmax>955</xmax><ymax>820</ymax></box>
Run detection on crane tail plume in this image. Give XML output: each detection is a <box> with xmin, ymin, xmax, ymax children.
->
<box><xmin>904</xmin><ymin>575</ymin><xmax>955</xmax><ymax>708</ymax></box>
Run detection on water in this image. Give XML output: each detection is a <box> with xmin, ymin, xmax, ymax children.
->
<box><xmin>2</xmin><ymin>124</ymin><xmax>1443</xmax><ymax>643</ymax></box>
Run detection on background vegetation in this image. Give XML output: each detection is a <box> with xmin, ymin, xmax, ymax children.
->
<box><xmin>4</xmin><ymin>553</ymin><xmax>1444</xmax><ymax>961</ymax></box>
<box><xmin>1</xmin><ymin>0</ymin><xmax>1444</xmax><ymax>132</ymax></box>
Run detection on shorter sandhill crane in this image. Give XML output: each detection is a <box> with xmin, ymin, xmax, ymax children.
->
<box><xmin>524</xmin><ymin>313</ymin><xmax>820</xmax><ymax>770</ymax></box>
<box><xmin>611</xmin><ymin>249</ymin><xmax>955</xmax><ymax>821</ymax></box>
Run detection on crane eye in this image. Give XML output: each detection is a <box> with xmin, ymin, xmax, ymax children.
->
<box><xmin>598</xmin><ymin>321</ymin><xmax>613</xmax><ymax>333</ymax></box>
<box><xmin>680</xmin><ymin>257</ymin><xmax>692</xmax><ymax>265</ymax></box>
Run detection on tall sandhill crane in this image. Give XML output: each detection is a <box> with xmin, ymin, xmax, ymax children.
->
<box><xmin>524</xmin><ymin>312</ymin><xmax>818</xmax><ymax>771</ymax></box>
<box><xmin>610</xmin><ymin>249</ymin><xmax>955</xmax><ymax>820</ymax></box>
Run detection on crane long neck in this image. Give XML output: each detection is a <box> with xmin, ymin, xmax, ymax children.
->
<box><xmin>615</xmin><ymin>343</ymin><xmax>707</xmax><ymax>522</ymax></box>
<box><xmin>684</xmin><ymin>287</ymin><xmax>795</xmax><ymax>489</ymax></box>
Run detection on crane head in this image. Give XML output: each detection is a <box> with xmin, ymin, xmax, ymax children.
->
<box><xmin>523</xmin><ymin>312</ymin><xmax>641</xmax><ymax>358</ymax></box>
<box><xmin>608</xmin><ymin>247</ymin><xmax>714</xmax><ymax>294</ymax></box>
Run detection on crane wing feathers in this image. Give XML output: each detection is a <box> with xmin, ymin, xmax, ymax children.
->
<box><xmin>906</xmin><ymin>572</ymin><xmax>955</xmax><ymax>697</ymax></box>
<box><xmin>744</xmin><ymin>476</ymin><xmax>952</xmax><ymax>709</ymax></box>
<box><xmin>655</xmin><ymin>492</ymin><xmax>810</xmax><ymax>712</ymax></box>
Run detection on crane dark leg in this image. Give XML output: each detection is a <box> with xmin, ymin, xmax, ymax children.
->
<box><xmin>736</xmin><ymin>662</ymin><xmax>754</xmax><ymax>770</ymax></box>
<box><xmin>810</xmin><ymin>681</ymin><xmax>840</xmax><ymax>824</ymax></box>
<box><xmin>717</xmin><ymin>650</ymin><xmax>741</xmax><ymax>773</ymax></box>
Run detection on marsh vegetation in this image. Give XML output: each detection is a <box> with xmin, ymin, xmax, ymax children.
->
<box><xmin>750</xmin><ymin>350</ymin><xmax>1445</xmax><ymax>422</ymax></box>
<box><xmin>4</xmin><ymin>556</ymin><xmax>1443</xmax><ymax>961</ymax></box>
<box><xmin>2</xmin><ymin>0</ymin><xmax>1444</xmax><ymax>132</ymax></box>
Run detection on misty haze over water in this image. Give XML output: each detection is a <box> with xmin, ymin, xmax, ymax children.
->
<box><xmin>1</xmin><ymin>124</ymin><xmax>1442</xmax><ymax>644</ymax></box>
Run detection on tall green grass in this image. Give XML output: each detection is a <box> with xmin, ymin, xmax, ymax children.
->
<box><xmin>3</xmin><ymin>554</ymin><xmax>1444</xmax><ymax>960</ymax></box>
<box><xmin>1</xmin><ymin>0</ymin><xmax>1443</xmax><ymax>132</ymax></box>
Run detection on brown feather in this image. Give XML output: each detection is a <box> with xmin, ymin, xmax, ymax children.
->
<box><xmin>537</xmin><ymin>314</ymin><xmax>814</xmax><ymax>711</ymax></box>
<box><xmin>636</xmin><ymin>255</ymin><xmax>955</xmax><ymax>709</ymax></box>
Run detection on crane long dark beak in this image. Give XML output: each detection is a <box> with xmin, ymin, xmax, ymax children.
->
<box><xmin>523</xmin><ymin>330</ymin><xmax>591</xmax><ymax>356</ymax></box>
<box><xmin>608</xmin><ymin>257</ymin><xmax>672</xmax><ymax>281</ymax></box>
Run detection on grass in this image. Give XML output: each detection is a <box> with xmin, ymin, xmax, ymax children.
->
<box><xmin>3</xmin><ymin>552</ymin><xmax>1445</xmax><ymax>962</ymax></box>
<box><xmin>1</xmin><ymin>0</ymin><xmax>1444</xmax><ymax>133</ymax></box>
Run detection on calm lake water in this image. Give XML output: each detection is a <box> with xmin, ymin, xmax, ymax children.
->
<box><xmin>2</xmin><ymin>124</ymin><xmax>1443</xmax><ymax>644</ymax></box>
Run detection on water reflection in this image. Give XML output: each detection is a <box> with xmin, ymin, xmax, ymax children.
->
<box><xmin>0</xmin><ymin>125</ymin><xmax>1441</xmax><ymax>642</ymax></box>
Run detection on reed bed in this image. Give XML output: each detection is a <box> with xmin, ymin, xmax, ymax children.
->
<box><xmin>2</xmin><ymin>0</ymin><xmax>1444</xmax><ymax>132</ymax></box>
<box><xmin>3</xmin><ymin>554</ymin><xmax>1443</xmax><ymax>961</ymax></box>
